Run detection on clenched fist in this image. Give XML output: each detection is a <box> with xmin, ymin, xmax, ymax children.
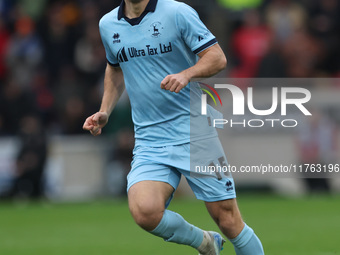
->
<box><xmin>160</xmin><ymin>72</ymin><xmax>190</xmax><ymax>93</ymax></box>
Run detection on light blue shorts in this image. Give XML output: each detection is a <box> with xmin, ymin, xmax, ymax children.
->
<box><xmin>127</xmin><ymin>136</ymin><xmax>236</xmax><ymax>204</ymax></box>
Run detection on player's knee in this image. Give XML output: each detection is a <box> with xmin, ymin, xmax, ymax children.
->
<box><xmin>130</xmin><ymin>201</ymin><xmax>164</xmax><ymax>231</ymax></box>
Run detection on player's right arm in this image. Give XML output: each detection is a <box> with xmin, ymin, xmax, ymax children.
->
<box><xmin>83</xmin><ymin>64</ymin><xmax>124</xmax><ymax>136</ymax></box>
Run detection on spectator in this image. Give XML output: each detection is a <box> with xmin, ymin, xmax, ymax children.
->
<box><xmin>6</xmin><ymin>15</ymin><xmax>43</xmax><ymax>88</ymax></box>
<box><xmin>308</xmin><ymin>0</ymin><xmax>340</xmax><ymax>75</ymax></box>
<box><xmin>282</xmin><ymin>30</ymin><xmax>323</xmax><ymax>77</ymax></box>
<box><xmin>53</xmin><ymin>66</ymin><xmax>87</xmax><ymax>134</ymax></box>
<box><xmin>265</xmin><ymin>0</ymin><xmax>307</xmax><ymax>42</ymax></box>
<box><xmin>40</xmin><ymin>2</ymin><xmax>78</xmax><ymax>84</ymax></box>
<box><xmin>230</xmin><ymin>9</ymin><xmax>272</xmax><ymax>79</ymax></box>
<box><xmin>0</xmin><ymin>78</ymin><xmax>37</xmax><ymax>135</ymax></box>
<box><xmin>6</xmin><ymin>115</ymin><xmax>48</xmax><ymax>199</ymax></box>
<box><xmin>74</xmin><ymin>22</ymin><xmax>106</xmax><ymax>87</ymax></box>
<box><xmin>257</xmin><ymin>39</ymin><xmax>287</xmax><ymax>78</ymax></box>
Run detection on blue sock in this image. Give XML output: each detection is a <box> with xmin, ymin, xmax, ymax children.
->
<box><xmin>230</xmin><ymin>223</ymin><xmax>264</xmax><ymax>255</ymax></box>
<box><xmin>150</xmin><ymin>210</ymin><xmax>203</xmax><ymax>248</ymax></box>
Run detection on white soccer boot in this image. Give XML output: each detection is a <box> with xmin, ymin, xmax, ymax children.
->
<box><xmin>198</xmin><ymin>231</ymin><xmax>226</xmax><ymax>255</ymax></box>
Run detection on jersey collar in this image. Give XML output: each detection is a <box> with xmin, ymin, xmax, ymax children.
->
<box><xmin>118</xmin><ymin>0</ymin><xmax>158</xmax><ymax>25</ymax></box>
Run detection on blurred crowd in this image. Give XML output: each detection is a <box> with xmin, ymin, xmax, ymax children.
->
<box><xmin>0</xmin><ymin>0</ymin><xmax>339</xmax><ymax>198</ymax></box>
<box><xmin>0</xmin><ymin>0</ymin><xmax>123</xmax><ymax>136</ymax></box>
<box><xmin>0</xmin><ymin>0</ymin><xmax>339</xmax><ymax>136</ymax></box>
<box><xmin>221</xmin><ymin>0</ymin><xmax>340</xmax><ymax>79</ymax></box>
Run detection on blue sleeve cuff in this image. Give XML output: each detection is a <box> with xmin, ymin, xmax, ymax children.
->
<box><xmin>107</xmin><ymin>60</ymin><xmax>120</xmax><ymax>67</ymax></box>
<box><xmin>193</xmin><ymin>38</ymin><xmax>217</xmax><ymax>54</ymax></box>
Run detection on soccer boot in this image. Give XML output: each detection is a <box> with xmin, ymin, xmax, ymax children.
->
<box><xmin>199</xmin><ymin>231</ymin><xmax>226</xmax><ymax>255</ymax></box>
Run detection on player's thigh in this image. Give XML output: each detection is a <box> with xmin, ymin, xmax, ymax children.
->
<box><xmin>127</xmin><ymin>145</ymin><xmax>182</xmax><ymax>211</ymax></box>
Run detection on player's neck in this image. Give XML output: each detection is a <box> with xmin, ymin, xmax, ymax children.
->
<box><xmin>124</xmin><ymin>0</ymin><xmax>150</xmax><ymax>19</ymax></box>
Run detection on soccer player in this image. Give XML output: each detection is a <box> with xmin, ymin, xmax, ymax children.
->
<box><xmin>83</xmin><ymin>0</ymin><xmax>264</xmax><ymax>254</ymax></box>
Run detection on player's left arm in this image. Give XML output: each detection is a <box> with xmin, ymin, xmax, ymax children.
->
<box><xmin>161</xmin><ymin>44</ymin><xmax>226</xmax><ymax>93</ymax></box>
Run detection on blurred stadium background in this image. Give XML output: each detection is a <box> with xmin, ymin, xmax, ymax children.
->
<box><xmin>0</xmin><ymin>0</ymin><xmax>339</xmax><ymax>254</ymax></box>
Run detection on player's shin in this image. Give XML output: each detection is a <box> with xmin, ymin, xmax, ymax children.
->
<box><xmin>150</xmin><ymin>210</ymin><xmax>204</xmax><ymax>249</ymax></box>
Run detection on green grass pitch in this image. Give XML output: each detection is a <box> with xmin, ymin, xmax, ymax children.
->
<box><xmin>0</xmin><ymin>194</ymin><xmax>339</xmax><ymax>255</ymax></box>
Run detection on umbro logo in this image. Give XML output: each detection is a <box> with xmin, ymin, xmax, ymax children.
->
<box><xmin>112</xmin><ymin>33</ymin><xmax>121</xmax><ymax>44</ymax></box>
<box><xmin>198</xmin><ymin>35</ymin><xmax>204</xmax><ymax>42</ymax></box>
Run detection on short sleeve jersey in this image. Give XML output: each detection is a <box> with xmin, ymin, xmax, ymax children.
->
<box><xmin>99</xmin><ymin>0</ymin><xmax>218</xmax><ymax>146</ymax></box>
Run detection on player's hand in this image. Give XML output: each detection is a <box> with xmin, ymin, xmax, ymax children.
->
<box><xmin>160</xmin><ymin>72</ymin><xmax>190</xmax><ymax>93</ymax></box>
<box><xmin>83</xmin><ymin>112</ymin><xmax>108</xmax><ymax>136</ymax></box>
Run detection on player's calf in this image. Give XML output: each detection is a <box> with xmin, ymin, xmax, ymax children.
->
<box><xmin>205</xmin><ymin>198</ymin><xmax>244</xmax><ymax>239</ymax></box>
<box><xmin>205</xmin><ymin>199</ymin><xmax>264</xmax><ymax>254</ymax></box>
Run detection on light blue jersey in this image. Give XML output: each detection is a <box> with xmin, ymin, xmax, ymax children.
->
<box><xmin>99</xmin><ymin>0</ymin><xmax>218</xmax><ymax>146</ymax></box>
